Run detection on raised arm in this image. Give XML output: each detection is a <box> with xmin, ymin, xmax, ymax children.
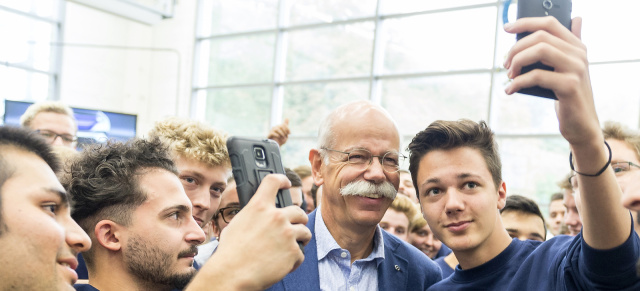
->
<box><xmin>504</xmin><ymin>17</ymin><xmax>630</xmax><ymax>249</ymax></box>
<box><xmin>186</xmin><ymin>174</ymin><xmax>311</xmax><ymax>290</ymax></box>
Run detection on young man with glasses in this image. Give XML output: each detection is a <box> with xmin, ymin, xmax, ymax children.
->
<box><xmin>408</xmin><ymin>17</ymin><xmax>640</xmax><ymax>290</ymax></box>
<box><xmin>267</xmin><ymin>100</ymin><xmax>441</xmax><ymax>291</ymax></box>
<box><xmin>20</xmin><ymin>101</ymin><xmax>78</xmax><ymax>149</ymax></box>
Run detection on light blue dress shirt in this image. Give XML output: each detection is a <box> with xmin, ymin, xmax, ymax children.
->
<box><xmin>315</xmin><ymin>205</ymin><xmax>385</xmax><ymax>291</ymax></box>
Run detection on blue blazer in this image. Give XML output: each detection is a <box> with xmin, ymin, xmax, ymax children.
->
<box><xmin>267</xmin><ymin>210</ymin><xmax>442</xmax><ymax>290</ymax></box>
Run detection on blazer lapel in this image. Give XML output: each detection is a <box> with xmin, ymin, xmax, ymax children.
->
<box><xmin>281</xmin><ymin>210</ymin><xmax>320</xmax><ymax>290</ymax></box>
<box><xmin>378</xmin><ymin>232</ymin><xmax>409</xmax><ymax>290</ymax></box>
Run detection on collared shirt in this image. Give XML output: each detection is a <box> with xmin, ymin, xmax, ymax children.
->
<box><xmin>316</xmin><ymin>205</ymin><xmax>385</xmax><ymax>291</ymax></box>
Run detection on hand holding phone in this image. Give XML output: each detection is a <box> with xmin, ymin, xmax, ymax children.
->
<box><xmin>515</xmin><ymin>0</ymin><xmax>572</xmax><ymax>99</ymax></box>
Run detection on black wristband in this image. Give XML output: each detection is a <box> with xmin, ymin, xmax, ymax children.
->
<box><xmin>569</xmin><ymin>141</ymin><xmax>612</xmax><ymax>177</ymax></box>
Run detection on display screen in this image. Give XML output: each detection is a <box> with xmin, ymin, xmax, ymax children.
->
<box><xmin>2</xmin><ymin>100</ymin><xmax>137</xmax><ymax>147</ymax></box>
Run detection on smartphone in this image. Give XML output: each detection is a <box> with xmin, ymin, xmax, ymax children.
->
<box><xmin>226</xmin><ymin>137</ymin><xmax>293</xmax><ymax>208</ymax></box>
<box><xmin>516</xmin><ymin>0</ymin><xmax>572</xmax><ymax>100</ymax></box>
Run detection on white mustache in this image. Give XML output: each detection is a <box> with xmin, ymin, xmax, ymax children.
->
<box><xmin>340</xmin><ymin>180</ymin><xmax>397</xmax><ymax>200</ymax></box>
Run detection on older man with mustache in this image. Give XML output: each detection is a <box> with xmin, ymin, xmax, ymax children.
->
<box><xmin>267</xmin><ymin>100</ymin><xmax>441</xmax><ymax>291</ymax></box>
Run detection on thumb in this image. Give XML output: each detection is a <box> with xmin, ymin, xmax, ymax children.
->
<box><xmin>245</xmin><ymin>174</ymin><xmax>291</xmax><ymax>207</ymax></box>
<box><xmin>571</xmin><ymin>17</ymin><xmax>582</xmax><ymax>39</ymax></box>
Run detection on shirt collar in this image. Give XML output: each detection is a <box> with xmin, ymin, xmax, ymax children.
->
<box><xmin>315</xmin><ymin>204</ymin><xmax>385</xmax><ymax>264</ymax></box>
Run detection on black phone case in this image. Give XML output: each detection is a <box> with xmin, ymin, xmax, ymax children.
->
<box><xmin>227</xmin><ymin>137</ymin><xmax>293</xmax><ymax>208</ymax></box>
<box><xmin>516</xmin><ymin>0</ymin><xmax>572</xmax><ymax>100</ymax></box>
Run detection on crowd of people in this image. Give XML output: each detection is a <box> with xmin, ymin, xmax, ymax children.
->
<box><xmin>1</xmin><ymin>16</ymin><xmax>640</xmax><ymax>290</ymax></box>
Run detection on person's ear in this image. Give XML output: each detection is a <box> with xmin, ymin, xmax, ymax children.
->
<box><xmin>309</xmin><ymin>149</ymin><xmax>324</xmax><ymax>186</ymax></box>
<box><xmin>497</xmin><ymin>181</ymin><xmax>507</xmax><ymax>210</ymax></box>
<box><xmin>94</xmin><ymin>220</ymin><xmax>123</xmax><ymax>252</ymax></box>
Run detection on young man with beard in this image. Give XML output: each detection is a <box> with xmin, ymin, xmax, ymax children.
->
<box><xmin>268</xmin><ymin>100</ymin><xmax>441</xmax><ymax>291</ymax></box>
<box><xmin>407</xmin><ymin>16</ymin><xmax>640</xmax><ymax>290</ymax></box>
<box><xmin>68</xmin><ymin>138</ymin><xmax>311</xmax><ymax>290</ymax></box>
<box><xmin>0</xmin><ymin>126</ymin><xmax>91</xmax><ymax>290</ymax></box>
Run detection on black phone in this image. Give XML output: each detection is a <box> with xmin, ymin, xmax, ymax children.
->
<box><xmin>226</xmin><ymin>137</ymin><xmax>293</xmax><ymax>208</ymax></box>
<box><xmin>516</xmin><ymin>0</ymin><xmax>572</xmax><ymax>100</ymax></box>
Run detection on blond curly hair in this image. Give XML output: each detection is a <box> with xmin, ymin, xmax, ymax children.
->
<box><xmin>148</xmin><ymin>117</ymin><xmax>230</xmax><ymax>168</ymax></box>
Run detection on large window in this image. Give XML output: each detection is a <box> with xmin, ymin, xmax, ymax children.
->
<box><xmin>193</xmin><ymin>0</ymin><xmax>640</xmax><ymax>206</ymax></box>
<box><xmin>0</xmin><ymin>0</ymin><xmax>64</xmax><ymax>112</ymax></box>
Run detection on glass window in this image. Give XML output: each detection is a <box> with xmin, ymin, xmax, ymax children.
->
<box><xmin>489</xmin><ymin>71</ymin><xmax>560</xmax><ymax>135</ymax></box>
<box><xmin>590</xmin><ymin>62</ymin><xmax>640</xmax><ymax>128</ymax></box>
<box><xmin>279</xmin><ymin>137</ymin><xmax>317</xmax><ymax>169</ymax></box>
<box><xmin>203</xmin><ymin>87</ymin><xmax>272</xmax><ymax>136</ymax></box>
<box><xmin>199</xmin><ymin>33</ymin><xmax>276</xmax><ymax>87</ymax></box>
<box><xmin>286</xmin><ymin>22</ymin><xmax>374</xmax><ymax>81</ymax></box>
<box><xmin>497</xmin><ymin>137</ymin><xmax>570</xmax><ymax>203</ymax></box>
<box><xmin>381</xmin><ymin>7</ymin><xmax>497</xmax><ymax>75</ymax></box>
<box><xmin>380</xmin><ymin>0</ymin><xmax>494</xmax><ymax>16</ymax></box>
<box><xmin>282</xmin><ymin>81</ymin><xmax>370</xmax><ymax>136</ymax></box>
<box><xmin>381</xmin><ymin>73</ymin><xmax>492</xmax><ymax>136</ymax></box>
<box><xmin>0</xmin><ymin>0</ymin><xmax>60</xmax><ymax>20</ymax></box>
<box><xmin>0</xmin><ymin>66</ymin><xmax>50</xmax><ymax>101</ymax></box>
<box><xmin>0</xmin><ymin>9</ymin><xmax>54</xmax><ymax>72</ymax></box>
<box><xmin>575</xmin><ymin>0</ymin><xmax>640</xmax><ymax>62</ymax></box>
<box><xmin>198</xmin><ymin>0</ymin><xmax>278</xmax><ymax>36</ymax></box>
<box><xmin>287</xmin><ymin>0</ymin><xmax>376</xmax><ymax>26</ymax></box>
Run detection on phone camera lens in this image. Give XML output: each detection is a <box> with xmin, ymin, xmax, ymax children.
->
<box><xmin>254</xmin><ymin>147</ymin><xmax>266</xmax><ymax>160</ymax></box>
<box><xmin>542</xmin><ymin>0</ymin><xmax>553</xmax><ymax>10</ymax></box>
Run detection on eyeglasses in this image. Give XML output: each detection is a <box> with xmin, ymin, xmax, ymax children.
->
<box><xmin>612</xmin><ymin>161</ymin><xmax>640</xmax><ymax>175</ymax></box>
<box><xmin>215</xmin><ymin>206</ymin><xmax>240</xmax><ymax>223</ymax></box>
<box><xmin>35</xmin><ymin>129</ymin><xmax>77</xmax><ymax>145</ymax></box>
<box><xmin>321</xmin><ymin>147</ymin><xmax>406</xmax><ymax>173</ymax></box>
<box><xmin>569</xmin><ymin>161</ymin><xmax>640</xmax><ymax>188</ymax></box>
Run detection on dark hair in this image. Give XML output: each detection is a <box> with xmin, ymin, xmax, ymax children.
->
<box><xmin>0</xmin><ymin>126</ymin><xmax>60</xmax><ymax>234</ymax></box>
<box><xmin>408</xmin><ymin>120</ymin><xmax>502</xmax><ymax>195</ymax></box>
<box><xmin>65</xmin><ymin>138</ymin><xmax>177</xmax><ymax>267</ymax></box>
<box><xmin>285</xmin><ymin>167</ymin><xmax>302</xmax><ymax>187</ymax></box>
<box><xmin>501</xmin><ymin>195</ymin><xmax>547</xmax><ymax>239</ymax></box>
<box><xmin>550</xmin><ymin>192</ymin><xmax>564</xmax><ymax>202</ymax></box>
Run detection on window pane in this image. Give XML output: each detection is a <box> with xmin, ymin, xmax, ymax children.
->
<box><xmin>381</xmin><ymin>7</ymin><xmax>497</xmax><ymax>75</ymax></box>
<box><xmin>381</xmin><ymin>73</ymin><xmax>492</xmax><ymax>136</ymax></box>
<box><xmin>590</xmin><ymin>63</ymin><xmax>640</xmax><ymax>129</ymax></box>
<box><xmin>201</xmin><ymin>33</ymin><xmax>276</xmax><ymax>86</ymax></box>
<box><xmin>286</xmin><ymin>22</ymin><xmax>374</xmax><ymax>81</ymax></box>
<box><xmin>489</xmin><ymin>71</ymin><xmax>559</xmax><ymax>134</ymax></box>
<box><xmin>0</xmin><ymin>0</ymin><xmax>60</xmax><ymax>20</ymax></box>
<box><xmin>280</xmin><ymin>137</ymin><xmax>317</xmax><ymax>169</ymax></box>
<box><xmin>0</xmin><ymin>10</ymin><xmax>54</xmax><ymax>71</ymax></box>
<box><xmin>282</xmin><ymin>81</ymin><xmax>370</xmax><ymax>136</ymax></box>
<box><xmin>381</xmin><ymin>0</ymin><xmax>494</xmax><ymax>15</ymax></box>
<box><xmin>287</xmin><ymin>0</ymin><xmax>376</xmax><ymax>26</ymax></box>
<box><xmin>199</xmin><ymin>0</ymin><xmax>278</xmax><ymax>36</ymax></box>
<box><xmin>204</xmin><ymin>87</ymin><xmax>272</xmax><ymax>136</ymax></box>
<box><xmin>498</xmin><ymin>137</ymin><xmax>570</xmax><ymax>203</ymax></box>
<box><xmin>0</xmin><ymin>66</ymin><xmax>50</xmax><ymax>101</ymax></box>
<box><xmin>575</xmin><ymin>0</ymin><xmax>640</xmax><ymax>62</ymax></box>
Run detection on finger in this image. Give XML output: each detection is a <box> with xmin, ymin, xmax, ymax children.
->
<box><xmin>571</xmin><ymin>17</ymin><xmax>582</xmax><ymax>39</ymax></box>
<box><xmin>507</xmin><ymin>41</ymin><xmax>584</xmax><ymax>79</ymax></box>
<box><xmin>245</xmin><ymin>174</ymin><xmax>292</xmax><ymax>206</ymax></box>
<box><xmin>504</xmin><ymin>16</ymin><xmax>580</xmax><ymax>45</ymax></box>
<box><xmin>284</xmin><ymin>118</ymin><xmax>289</xmax><ymax>125</ymax></box>
<box><xmin>281</xmin><ymin>205</ymin><xmax>309</xmax><ymax>225</ymax></box>
<box><xmin>505</xmin><ymin>29</ymin><xmax>582</xmax><ymax>70</ymax></box>
<box><xmin>505</xmin><ymin>68</ymin><xmax>579</xmax><ymax>97</ymax></box>
<box><xmin>291</xmin><ymin>223</ymin><xmax>312</xmax><ymax>246</ymax></box>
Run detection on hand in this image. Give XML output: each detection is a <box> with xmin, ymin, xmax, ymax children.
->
<box><xmin>267</xmin><ymin>119</ymin><xmax>290</xmax><ymax>146</ymax></box>
<box><xmin>186</xmin><ymin>174</ymin><xmax>311</xmax><ymax>291</ymax></box>
<box><xmin>504</xmin><ymin>17</ymin><xmax>600</xmax><ymax>146</ymax></box>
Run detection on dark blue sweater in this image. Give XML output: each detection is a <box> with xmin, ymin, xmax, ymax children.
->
<box><xmin>428</xmin><ymin>229</ymin><xmax>640</xmax><ymax>290</ymax></box>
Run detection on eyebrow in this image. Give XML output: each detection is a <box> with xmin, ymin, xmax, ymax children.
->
<box><xmin>180</xmin><ymin>170</ymin><xmax>205</xmax><ymax>181</ymax></box>
<box><xmin>161</xmin><ymin>204</ymin><xmax>191</xmax><ymax>215</ymax></box>
<box><xmin>45</xmin><ymin>188</ymin><xmax>69</xmax><ymax>205</ymax></box>
<box><xmin>222</xmin><ymin>202</ymin><xmax>241</xmax><ymax>208</ymax></box>
<box><xmin>420</xmin><ymin>173</ymin><xmax>482</xmax><ymax>187</ymax></box>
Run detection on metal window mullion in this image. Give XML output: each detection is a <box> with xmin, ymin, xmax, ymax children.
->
<box><xmin>270</xmin><ymin>0</ymin><xmax>290</xmax><ymax>128</ymax></box>
<box><xmin>487</xmin><ymin>0</ymin><xmax>503</xmax><ymax>127</ymax></box>
<box><xmin>0</xmin><ymin>4</ymin><xmax>58</xmax><ymax>24</ymax></box>
<box><xmin>50</xmin><ymin>0</ymin><xmax>66</xmax><ymax>101</ymax></box>
<box><xmin>368</xmin><ymin>0</ymin><xmax>384</xmax><ymax>104</ymax></box>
